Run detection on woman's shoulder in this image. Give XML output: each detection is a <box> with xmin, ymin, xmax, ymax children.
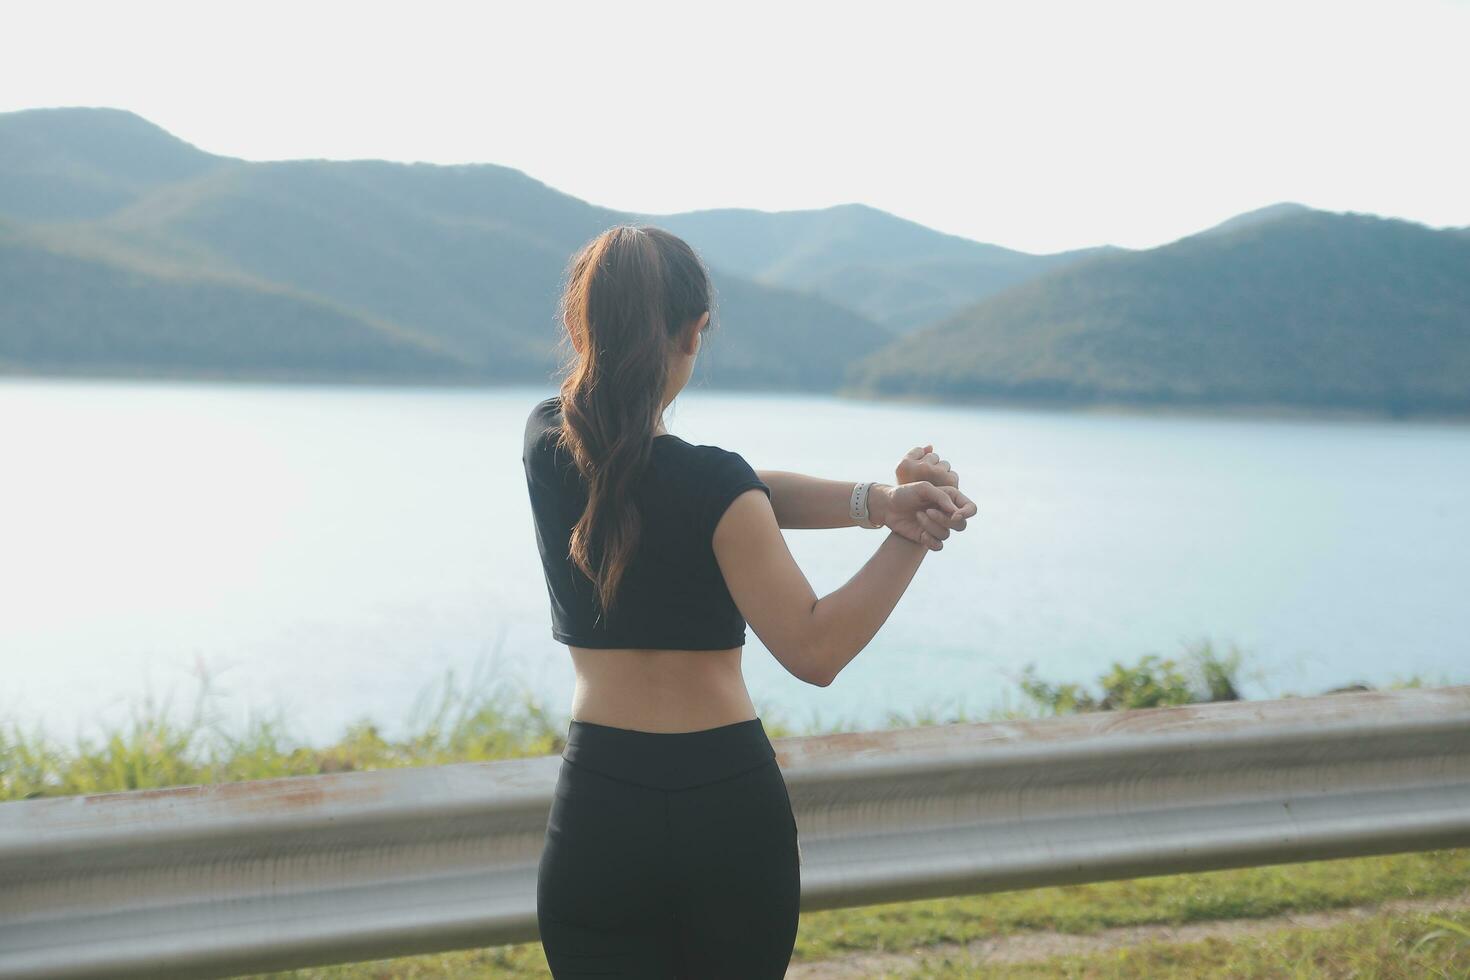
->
<box><xmin>525</xmin><ymin>394</ymin><xmax>561</xmax><ymax>440</ymax></box>
<box><xmin>659</xmin><ymin>438</ymin><xmax>760</xmax><ymax>489</ymax></box>
<box><xmin>663</xmin><ymin>441</ymin><xmax>768</xmax><ymax>535</ymax></box>
<box><xmin>522</xmin><ymin>395</ymin><xmax>565</xmax><ymax>480</ymax></box>
<box><xmin>657</xmin><ymin>433</ymin><xmax>742</xmax><ymax>463</ymax></box>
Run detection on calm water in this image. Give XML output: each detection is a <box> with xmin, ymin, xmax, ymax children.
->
<box><xmin>3</xmin><ymin>378</ymin><xmax>1468</xmax><ymax>747</ymax></box>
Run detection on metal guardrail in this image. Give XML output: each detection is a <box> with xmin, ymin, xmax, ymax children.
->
<box><xmin>2</xmin><ymin>685</ymin><xmax>1469</xmax><ymax>978</ymax></box>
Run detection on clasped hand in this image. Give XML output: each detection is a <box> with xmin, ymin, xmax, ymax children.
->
<box><xmin>872</xmin><ymin>444</ymin><xmax>977</xmax><ymax>551</ymax></box>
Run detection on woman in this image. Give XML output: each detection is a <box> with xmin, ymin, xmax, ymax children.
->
<box><xmin>523</xmin><ymin>225</ymin><xmax>976</xmax><ymax>978</ymax></box>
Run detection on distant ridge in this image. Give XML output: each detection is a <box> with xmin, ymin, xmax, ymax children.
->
<box><xmin>848</xmin><ymin>208</ymin><xmax>1470</xmax><ymax>416</ymax></box>
<box><xmin>637</xmin><ymin>202</ymin><xmax>1110</xmax><ymax>333</ymax></box>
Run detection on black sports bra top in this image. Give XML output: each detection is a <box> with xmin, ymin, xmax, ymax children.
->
<box><xmin>522</xmin><ymin>395</ymin><xmax>771</xmax><ymax>650</ymax></box>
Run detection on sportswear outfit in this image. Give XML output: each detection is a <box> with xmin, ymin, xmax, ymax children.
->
<box><xmin>522</xmin><ymin>395</ymin><xmax>801</xmax><ymax>978</ymax></box>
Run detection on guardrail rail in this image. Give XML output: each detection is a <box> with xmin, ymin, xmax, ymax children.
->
<box><xmin>3</xmin><ymin>685</ymin><xmax>1468</xmax><ymax>978</ymax></box>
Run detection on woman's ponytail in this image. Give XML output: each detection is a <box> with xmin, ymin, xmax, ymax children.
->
<box><xmin>554</xmin><ymin>225</ymin><xmax>712</xmax><ymax>623</ymax></box>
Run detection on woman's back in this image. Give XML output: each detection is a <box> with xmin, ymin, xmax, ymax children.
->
<box><xmin>523</xmin><ymin>393</ymin><xmax>768</xmax><ymax>653</ymax></box>
<box><xmin>524</xmin><ymin>392</ymin><xmax>770</xmax><ymax>732</ymax></box>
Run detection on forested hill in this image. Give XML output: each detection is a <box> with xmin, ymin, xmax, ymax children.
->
<box><xmin>0</xmin><ymin>107</ymin><xmax>891</xmax><ymax>389</ymax></box>
<box><xmin>0</xmin><ymin>223</ymin><xmax>467</xmax><ymax>381</ymax></box>
<box><xmin>846</xmin><ymin>209</ymin><xmax>1470</xmax><ymax>416</ymax></box>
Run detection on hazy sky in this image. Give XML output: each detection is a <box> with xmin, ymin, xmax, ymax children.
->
<box><xmin>4</xmin><ymin>0</ymin><xmax>1467</xmax><ymax>253</ymax></box>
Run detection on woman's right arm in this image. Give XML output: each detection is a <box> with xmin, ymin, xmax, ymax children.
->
<box><xmin>713</xmin><ymin>483</ymin><xmax>961</xmax><ymax>687</ymax></box>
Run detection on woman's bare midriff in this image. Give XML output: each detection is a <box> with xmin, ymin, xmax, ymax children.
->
<box><xmin>567</xmin><ymin>645</ymin><xmax>759</xmax><ymax>733</ymax></box>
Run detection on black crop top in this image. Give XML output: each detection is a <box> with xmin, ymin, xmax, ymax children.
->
<box><xmin>522</xmin><ymin>395</ymin><xmax>771</xmax><ymax>650</ymax></box>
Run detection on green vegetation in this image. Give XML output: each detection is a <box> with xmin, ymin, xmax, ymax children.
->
<box><xmin>848</xmin><ymin>208</ymin><xmax>1470</xmax><ymax>418</ymax></box>
<box><xmin>1017</xmin><ymin>640</ymin><xmax>1243</xmax><ymax>713</ymax></box>
<box><xmin>0</xmin><ymin>640</ymin><xmax>1447</xmax><ymax>801</ymax></box>
<box><xmin>4</xmin><ymin>644</ymin><xmax>1466</xmax><ymax>977</ymax></box>
<box><xmin>0</xmin><ymin>665</ymin><xmax>567</xmax><ymax>802</ymax></box>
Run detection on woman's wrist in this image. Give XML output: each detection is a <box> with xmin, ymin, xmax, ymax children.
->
<box><xmin>865</xmin><ymin>482</ymin><xmax>894</xmax><ymax>528</ymax></box>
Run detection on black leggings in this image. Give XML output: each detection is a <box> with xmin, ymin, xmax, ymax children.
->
<box><xmin>536</xmin><ymin>717</ymin><xmax>801</xmax><ymax>978</ymax></box>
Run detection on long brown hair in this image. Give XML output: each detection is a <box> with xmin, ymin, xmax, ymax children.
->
<box><xmin>553</xmin><ymin>225</ymin><xmax>713</xmax><ymax>623</ymax></box>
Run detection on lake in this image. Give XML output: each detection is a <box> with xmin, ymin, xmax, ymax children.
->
<box><xmin>2</xmin><ymin>378</ymin><xmax>1467</xmax><ymax>748</ymax></box>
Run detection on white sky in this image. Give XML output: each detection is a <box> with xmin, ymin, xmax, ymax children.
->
<box><xmin>3</xmin><ymin>0</ymin><xmax>1467</xmax><ymax>253</ymax></box>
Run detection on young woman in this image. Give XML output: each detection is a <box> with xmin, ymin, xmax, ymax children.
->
<box><xmin>523</xmin><ymin>225</ymin><xmax>976</xmax><ymax>978</ymax></box>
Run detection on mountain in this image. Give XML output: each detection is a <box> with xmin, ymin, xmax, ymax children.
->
<box><xmin>634</xmin><ymin>203</ymin><xmax>1109</xmax><ymax>333</ymax></box>
<box><xmin>0</xmin><ymin>107</ymin><xmax>232</xmax><ymax>222</ymax></box>
<box><xmin>0</xmin><ymin>107</ymin><xmax>890</xmax><ymax>388</ymax></box>
<box><xmin>6</xmin><ymin>108</ymin><xmax>1467</xmax><ymax>416</ymax></box>
<box><xmin>1196</xmin><ymin>202</ymin><xmax>1312</xmax><ymax>238</ymax></box>
<box><xmin>847</xmin><ymin>209</ymin><xmax>1470</xmax><ymax>416</ymax></box>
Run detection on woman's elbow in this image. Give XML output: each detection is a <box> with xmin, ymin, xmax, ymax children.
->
<box><xmin>768</xmin><ymin>639</ymin><xmax>833</xmax><ymax>687</ymax></box>
<box><xmin>797</xmin><ymin>643</ymin><xmax>835</xmax><ymax>687</ymax></box>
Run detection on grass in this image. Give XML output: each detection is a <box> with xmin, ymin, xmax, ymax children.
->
<box><xmin>4</xmin><ymin>642</ymin><xmax>1467</xmax><ymax>977</ymax></box>
<box><xmin>785</xmin><ymin>849</ymin><xmax>1470</xmax><ymax>958</ymax></box>
<box><xmin>0</xmin><ymin>661</ymin><xmax>569</xmax><ymax>801</ymax></box>
<box><xmin>13</xmin><ymin>638</ymin><xmax>1439</xmax><ymax>802</ymax></box>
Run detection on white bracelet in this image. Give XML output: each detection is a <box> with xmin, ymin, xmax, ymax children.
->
<box><xmin>849</xmin><ymin>480</ymin><xmax>880</xmax><ymax>529</ymax></box>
